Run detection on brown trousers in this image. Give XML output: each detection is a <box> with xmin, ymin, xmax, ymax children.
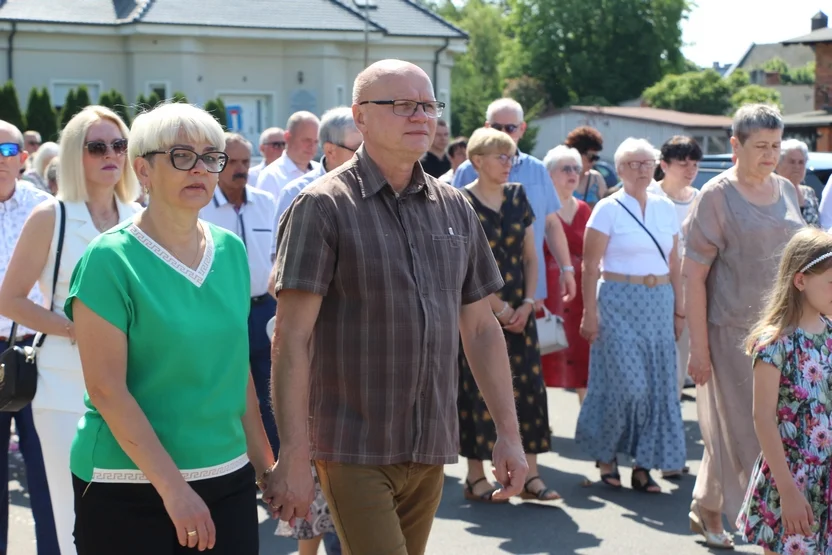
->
<box><xmin>315</xmin><ymin>461</ymin><xmax>444</xmax><ymax>555</ymax></box>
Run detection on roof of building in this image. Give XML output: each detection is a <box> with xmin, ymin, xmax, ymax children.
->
<box><xmin>538</xmin><ymin>105</ymin><xmax>733</xmax><ymax>129</ymax></box>
<box><xmin>783</xmin><ymin>26</ymin><xmax>832</xmax><ymax>45</ymax></box>
<box><xmin>0</xmin><ymin>0</ymin><xmax>467</xmax><ymax>38</ymax></box>
<box><xmin>725</xmin><ymin>42</ymin><xmax>815</xmax><ymax>76</ymax></box>
<box><xmin>782</xmin><ymin>109</ymin><xmax>832</xmax><ymax>127</ymax></box>
<box><xmin>770</xmin><ymin>84</ymin><xmax>815</xmax><ymax>115</ymax></box>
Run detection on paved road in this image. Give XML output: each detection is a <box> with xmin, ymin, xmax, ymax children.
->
<box><xmin>9</xmin><ymin>388</ymin><xmax>759</xmax><ymax>554</ymax></box>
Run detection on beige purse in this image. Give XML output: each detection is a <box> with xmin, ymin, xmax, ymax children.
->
<box><xmin>536</xmin><ymin>306</ymin><xmax>569</xmax><ymax>355</ymax></box>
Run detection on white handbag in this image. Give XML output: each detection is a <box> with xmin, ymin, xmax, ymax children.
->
<box><xmin>265</xmin><ymin>316</ymin><xmax>276</xmax><ymax>339</ymax></box>
<box><xmin>536</xmin><ymin>306</ymin><xmax>569</xmax><ymax>355</ymax></box>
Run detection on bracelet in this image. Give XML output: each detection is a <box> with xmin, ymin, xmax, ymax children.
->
<box><xmin>256</xmin><ymin>467</ymin><xmax>272</xmax><ymax>490</ymax></box>
<box><xmin>522</xmin><ymin>298</ymin><xmax>536</xmax><ymax>305</ymax></box>
<box><xmin>561</xmin><ymin>265</ymin><xmax>575</xmax><ymax>273</ymax></box>
<box><xmin>674</xmin><ymin>312</ymin><xmax>685</xmax><ymax>319</ymax></box>
<box><xmin>494</xmin><ymin>302</ymin><xmax>509</xmax><ymax>318</ymax></box>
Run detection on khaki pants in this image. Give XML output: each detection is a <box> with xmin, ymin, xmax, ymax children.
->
<box><xmin>315</xmin><ymin>461</ymin><xmax>444</xmax><ymax>555</ymax></box>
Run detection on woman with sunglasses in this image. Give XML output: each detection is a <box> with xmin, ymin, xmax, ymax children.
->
<box><xmin>0</xmin><ymin>105</ymin><xmax>141</xmax><ymax>554</ymax></box>
<box><xmin>64</xmin><ymin>102</ymin><xmax>273</xmax><ymax>554</ymax></box>
<box><xmin>565</xmin><ymin>126</ymin><xmax>607</xmax><ymax>206</ymax></box>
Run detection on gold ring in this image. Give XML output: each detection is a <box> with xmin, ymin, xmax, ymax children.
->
<box><xmin>187</xmin><ymin>530</ymin><xmax>197</xmax><ymax>537</ymax></box>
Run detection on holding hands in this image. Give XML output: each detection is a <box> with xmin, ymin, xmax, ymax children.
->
<box><xmin>260</xmin><ymin>454</ymin><xmax>315</xmax><ymax>526</ymax></box>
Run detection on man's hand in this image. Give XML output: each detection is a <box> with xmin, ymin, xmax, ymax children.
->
<box><xmin>490</xmin><ymin>434</ymin><xmax>528</xmax><ymax>500</ymax></box>
<box><xmin>261</xmin><ymin>454</ymin><xmax>315</xmax><ymax>525</ymax></box>
<box><xmin>560</xmin><ymin>271</ymin><xmax>576</xmax><ymax>302</ymax></box>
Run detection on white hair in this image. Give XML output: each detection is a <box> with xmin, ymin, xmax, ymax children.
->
<box><xmin>486</xmin><ymin>98</ymin><xmax>524</xmax><ymax>123</ymax></box>
<box><xmin>224</xmin><ymin>132</ymin><xmax>252</xmax><ymax>154</ymax></box>
<box><xmin>0</xmin><ymin>120</ymin><xmax>24</xmax><ymax>147</ymax></box>
<box><xmin>128</xmin><ymin>102</ymin><xmax>225</xmax><ymax>169</ymax></box>
<box><xmin>780</xmin><ymin>139</ymin><xmax>809</xmax><ymax>161</ymax></box>
<box><xmin>258</xmin><ymin>127</ymin><xmax>284</xmax><ymax>146</ymax></box>
<box><xmin>614</xmin><ymin>138</ymin><xmax>658</xmax><ymax>168</ymax></box>
<box><xmin>732</xmin><ymin>104</ymin><xmax>783</xmax><ymax>144</ymax></box>
<box><xmin>318</xmin><ymin>106</ymin><xmax>358</xmax><ymax>145</ymax></box>
<box><xmin>32</xmin><ymin>141</ymin><xmax>59</xmax><ymax>176</ymax></box>
<box><xmin>286</xmin><ymin>111</ymin><xmax>320</xmax><ymax>134</ymax></box>
<box><xmin>543</xmin><ymin>145</ymin><xmax>582</xmax><ymax>173</ymax></box>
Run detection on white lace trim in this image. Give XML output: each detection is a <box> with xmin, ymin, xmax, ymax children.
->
<box><xmin>127</xmin><ymin>222</ymin><xmax>214</xmax><ymax>287</ymax></box>
<box><xmin>91</xmin><ymin>453</ymin><xmax>249</xmax><ymax>483</ymax></box>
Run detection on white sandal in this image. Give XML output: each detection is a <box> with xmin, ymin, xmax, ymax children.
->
<box><xmin>689</xmin><ymin>502</ymin><xmax>735</xmax><ymax>550</ymax></box>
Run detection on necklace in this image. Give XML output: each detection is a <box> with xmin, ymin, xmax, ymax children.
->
<box><xmin>91</xmin><ymin>209</ymin><xmax>119</xmax><ymax>232</ymax></box>
<box><xmin>151</xmin><ymin>221</ymin><xmax>203</xmax><ymax>269</ymax></box>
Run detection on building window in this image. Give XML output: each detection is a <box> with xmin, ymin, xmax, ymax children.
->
<box><xmin>145</xmin><ymin>81</ymin><xmax>170</xmax><ymax>99</ymax></box>
<box><xmin>51</xmin><ymin>81</ymin><xmax>101</xmax><ymax>110</ymax></box>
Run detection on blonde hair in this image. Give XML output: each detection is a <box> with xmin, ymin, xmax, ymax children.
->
<box><xmin>57</xmin><ymin>105</ymin><xmax>139</xmax><ymax>203</ymax></box>
<box><xmin>466</xmin><ymin>127</ymin><xmax>516</xmax><ymax>170</ymax></box>
<box><xmin>745</xmin><ymin>227</ymin><xmax>832</xmax><ymax>353</ymax></box>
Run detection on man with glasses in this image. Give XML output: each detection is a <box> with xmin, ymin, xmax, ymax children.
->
<box><xmin>265</xmin><ymin>59</ymin><xmax>526</xmax><ymax>555</ymax></box>
<box><xmin>256</xmin><ymin>112</ymin><xmax>321</xmax><ymax>199</ymax></box>
<box><xmin>248</xmin><ymin>127</ymin><xmax>286</xmax><ymax>186</ymax></box>
<box><xmin>452</xmin><ymin>98</ymin><xmax>576</xmax><ymax>304</ymax></box>
<box><xmin>199</xmin><ymin>133</ymin><xmax>281</xmax><ymax>464</ymax></box>
<box><xmin>0</xmin><ymin>121</ymin><xmax>59</xmax><ymax>555</ymax></box>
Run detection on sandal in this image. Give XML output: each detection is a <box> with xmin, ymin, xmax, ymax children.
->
<box><xmin>661</xmin><ymin>466</ymin><xmax>690</xmax><ymax>480</ymax></box>
<box><xmin>596</xmin><ymin>458</ymin><xmax>622</xmax><ymax>489</ymax></box>
<box><xmin>631</xmin><ymin>467</ymin><xmax>661</xmax><ymax>494</ymax></box>
<box><xmin>689</xmin><ymin>502</ymin><xmax>734</xmax><ymax>550</ymax></box>
<box><xmin>463</xmin><ymin>477</ymin><xmax>509</xmax><ymax>504</ymax></box>
<box><xmin>518</xmin><ymin>476</ymin><xmax>562</xmax><ymax>501</ymax></box>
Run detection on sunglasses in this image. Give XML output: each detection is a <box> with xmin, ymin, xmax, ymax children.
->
<box><xmin>0</xmin><ymin>143</ymin><xmax>21</xmax><ymax>157</ymax></box>
<box><xmin>490</xmin><ymin>123</ymin><xmax>520</xmax><ymax>133</ymax></box>
<box><xmin>558</xmin><ymin>165</ymin><xmax>581</xmax><ymax>174</ymax></box>
<box><xmin>266</xmin><ymin>141</ymin><xmax>286</xmax><ymax>149</ymax></box>
<box><xmin>588</xmin><ymin>153</ymin><xmax>601</xmax><ymax>163</ymax></box>
<box><xmin>86</xmin><ymin>139</ymin><xmax>128</xmax><ymax>157</ymax></box>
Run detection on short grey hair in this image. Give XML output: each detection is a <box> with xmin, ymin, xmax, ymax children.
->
<box><xmin>32</xmin><ymin>141</ymin><xmax>59</xmax><ymax>176</ymax></box>
<box><xmin>0</xmin><ymin>120</ymin><xmax>24</xmax><ymax>147</ymax></box>
<box><xmin>259</xmin><ymin>127</ymin><xmax>285</xmax><ymax>146</ymax></box>
<box><xmin>543</xmin><ymin>145</ymin><xmax>582</xmax><ymax>173</ymax></box>
<box><xmin>318</xmin><ymin>106</ymin><xmax>358</xmax><ymax>146</ymax></box>
<box><xmin>224</xmin><ymin>132</ymin><xmax>252</xmax><ymax>153</ymax></box>
<box><xmin>45</xmin><ymin>157</ymin><xmax>59</xmax><ymax>184</ymax></box>
<box><xmin>780</xmin><ymin>139</ymin><xmax>809</xmax><ymax>161</ymax></box>
<box><xmin>486</xmin><ymin>98</ymin><xmax>524</xmax><ymax>123</ymax></box>
<box><xmin>732</xmin><ymin>104</ymin><xmax>783</xmax><ymax>144</ymax></box>
<box><xmin>286</xmin><ymin>111</ymin><xmax>320</xmax><ymax>134</ymax></box>
<box><xmin>614</xmin><ymin>138</ymin><xmax>659</xmax><ymax>168</ymax></box>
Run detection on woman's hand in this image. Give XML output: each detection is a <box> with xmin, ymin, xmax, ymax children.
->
<box><xmin>162</xmin><ymin>483</ymin><xmax>216</xmax><ymax>551</ymax></box>
<box><xmin>504</xmin><ymin>303</ymin><xmax>532</xmax><ymax>334</ymax></box>
<box><xmin>496</xmin><ymin>306</ymin><xmax>515</xmax><ymax>328</ymax></box>
<box><xmin>780</xmin><ymin>483</ymin><xmax>815</xmax><ymax>537</ymax></box>
<box><xmin>579</xmin><ymin>311</ymin><xmax>599</xmax><ymax>344</ymax></box>
<box><xmin>687</xmin><ymin>348</ymin><xmax>713</xmax><ymax>386</ymax></box>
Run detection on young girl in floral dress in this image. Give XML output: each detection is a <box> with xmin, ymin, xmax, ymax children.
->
<box><xmin>737</xmin><ymin>227</ymin><xmax>832</xmax><ymax>555</ymax></box>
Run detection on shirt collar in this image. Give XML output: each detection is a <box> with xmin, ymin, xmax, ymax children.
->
<box><xmin>355</xmin><ymin>145</ymin><xmax>435</xmax><ymax>201</ymax></box>
<box><xmin>279</xmin><ymin>151</ymin><xmax>312</xmax><ymax>174</ymax></box>
<box><xmin>212</xmin><ymin>185</ymin><xmax>255</xmax><ymax>208</ymax></box>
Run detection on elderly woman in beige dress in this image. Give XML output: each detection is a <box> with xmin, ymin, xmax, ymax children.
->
<box><xmin>684</xmin><ymin>104</ymin><xmax>804</xmax><ymax>549</ymax></box>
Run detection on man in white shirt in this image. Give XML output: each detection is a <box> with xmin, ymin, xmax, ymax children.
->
<box><xmin>256</xmin><ymin>111</ymin><xmax>321</xmax><ymax>199</ymax></box>
<box><xmin>0</xmin><ymin>121</ymin><xmax>59</xmax><ymax>553</ymax></box>
<box><xmin>199</xmin><ymin>132</ymin><xmax>281</xmax><ymax>459</ymax></box>
<box><xmin>247</xmin><ymin>127</ymin><xmax>286</xmax><ymax>186</ymax></box>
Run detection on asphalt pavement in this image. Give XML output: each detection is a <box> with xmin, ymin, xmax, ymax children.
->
<box><xmin>9</xmin><ymin>387</ymin><xmax>760</xmax><ymax>554</ymax></box>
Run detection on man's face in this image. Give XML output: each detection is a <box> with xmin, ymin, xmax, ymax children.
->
<box><xmin>0</xmin><ymin>131</ymin><xmax>27</xmax><ymax>188</ymax></box>
<box><xmin>432</xmin><ymin>124</ymin><xmax>449</xmax><ymax>152</ymax></box>
<box><xmin>326</xmin><ymin>128</ymin><xmax>364</xmax><ymax>170</ymax></box>
<box><xmin>286</xmin><ymin>121</ymin><xmax>320</xmax><ymax>167</ymax></box>
<box><xmin>23</xmin><ymin>134</ymin><xmax>41</xmax><ymax>155</ymax></box>
<box><xmin>218</xmin><ymin>141</ymin><xmax>251</xmax><ymax>192</ymax></box>
<box><xmin>260</xmin><ymin>131</ymin><xmax>285</xmax><ymax>165</ymax></box>
<box><xmin>486</xmin><ymin>108</ymin><xmax>526</xmax><ymax>145</ymax></box>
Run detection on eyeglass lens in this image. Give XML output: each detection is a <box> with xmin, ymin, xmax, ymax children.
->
<box><xmin>170</xmin><ymin>148</ymin><xmax>228</xmax><ymax>173</ymax></box>
<box><xmin>87</xmin><ymin>139</ymin><xmax>128</xmax><ymax>157</ymax></box>
<box><xmin>0</xmin><ymin>143</ymin><xmax>20</xmax><ymax>157</ymax></box>
<box><xmin>392</xmin><ymin>100</ymin><xmax>444</xmax><ymax>118</ymax></box>
<box><xmin>491</xmin><ymin>123</ymin><xmax>519</xmax><ymax>133</ymax></box>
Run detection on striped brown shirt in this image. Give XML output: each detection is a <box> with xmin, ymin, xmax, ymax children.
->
<box><xmin>275</xmin><ymin>146</ymin><xmax>503</xmax><ymax>465</ymax></box>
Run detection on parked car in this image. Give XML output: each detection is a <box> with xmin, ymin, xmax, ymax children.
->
<box><xmin>594</xmin><ymin>160</ymin><xmax>619</xmax><ymax>190</ymax></box>
<box><xmin>695</xmin><ymin>153</ymin><xmax>832</xmax><ymax>200</ymax></box>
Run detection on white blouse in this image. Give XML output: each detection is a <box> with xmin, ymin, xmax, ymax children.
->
<box><xmin>587</xmin><ymin>189</ymin><xmax>680</xmax><ymax>276</ymax></box>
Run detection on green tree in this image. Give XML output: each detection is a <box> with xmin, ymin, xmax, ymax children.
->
<box><xmin>642</xmin><ymin>69</ymin><xmax>733</xmax><ymax>115</ymax></box>
<box><xmin>147</xmin><ymin>91</ymin><xmax>162</xmax><ymax>108</ymax></box>
<box><xmin>74</xmin><ymin>86</ymin><xmax>91</xmax><ymax>111</ymax></box>
<box><xmin>0</xmin><ymin>82</ymin><xmax>26</xmax><ymax>131</ymax></box>
<box><xmin>59</xmin><ymin>89</ymin><xmax>78</xmax><ymax>129</ymax></box>
<box><xmin>109</xmin><ymin>91</ymin><xmax>132</xmax><ymax>127</ymax></box>
<box><xmin>25</xmin><ymin>87</ymin><xmax>57</xmax><ymax>140</ymax></box>
<box><xmin>507</xmin><ymin>0</ymin><xmax>691</xmax><ymax>107</ymax></box>
<box><xmin>203</xmin><ymin>98</ymin><xmax>228</xmax><ymax>129</ymax></box>
<box><xmin>171</xmin><ymin>91</ymin><xmax>188</xmax><ymax>103</ymax></box>
<box><xmin>791</xmin><ymin>61</ymin><xmax>815</xmax><ymax>85</ymax></box>
<box><xmin>98</xmin><ymin>90</ymin><xmax>114</xmax><ymax>110</ymax></box>
<box><xmin>503</xmin><ymin>76</ymin><xmax>548</xmax><ymax>153</ymax></box>
<box><xmin>730</xmin><ymin>85</ymin><xmax>783</xmax><ymax>114</ymax></box>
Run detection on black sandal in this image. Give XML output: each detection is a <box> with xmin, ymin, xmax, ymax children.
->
<box><xmin>596</xmin><ymin>458</ymin><xmax>622</xmax><ymax>489</ymax></box>
<box><xmin>463</xmin><ymin>477</ymin><xmax>509</xmax><ymax>504</ymax></box>
<box><xmin>631</xmin><ymin>467</ymin><xmax>661</xmax><ymax>494</ymax></box>
<box><xmin>518</xmin><ymin>476</ymin><xmax>562</xmax><ymax>501</ymax></box>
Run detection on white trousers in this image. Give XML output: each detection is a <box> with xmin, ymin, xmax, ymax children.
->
<box><xmin>32</xmin><ymin>408</ymin><xmax>84</xmax><ymax>555</ymax></box>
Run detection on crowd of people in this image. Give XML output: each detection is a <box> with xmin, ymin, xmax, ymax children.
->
<box><xmin>0</xmin><ymin>57</ymin><xmax>830</xmax><ymax>555</ymax></box>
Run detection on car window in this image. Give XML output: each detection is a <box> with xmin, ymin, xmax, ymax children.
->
<box><xmin>804</xmin><ymin>170</ymin><xmax>824</xmax><ymax>199</ymax></box>
<box><xmin>693</xmin><ymin>168</ymin><xmax>723</xmax><ymax>190</ymax></box>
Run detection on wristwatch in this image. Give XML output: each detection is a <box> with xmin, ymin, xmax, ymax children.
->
<box><xmin>561</xmin><ymin>265</ymin><xmax>575</xmax><ymax>273</ymax></box>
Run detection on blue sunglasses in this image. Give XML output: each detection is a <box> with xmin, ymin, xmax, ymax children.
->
<box><xmin>0</xmin><ymin>143</ymin><xmax>20</xmax><ymax>157</ymax></box>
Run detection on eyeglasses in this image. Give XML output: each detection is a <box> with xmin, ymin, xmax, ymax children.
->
<box><xmin>143</xmin><ymin>148</ymin><xmax>229</xmax><ymax>173</ymax></box>
<box><xmin>558</xmin><ymin>165</ymin><xmax>581</xmax><ymax>174</ymax></box>
<box><xmin>588</xmin><ymin>153</ymin><xmax>601</xmax><ymax>163</ymax></box>
<box><xmin>487</xmin><ymin>153</ymin><xmax>514</xmax><ymax>165</ymax></box>
<box><xmin>332</xmin><ymin>142</ymin><xmax>358</xmax><ymax>153</ymax></box>
<box><xmin>26</xmin><ymin>140</ymin><xmax>40</xmax><ymax>147</ymax></box>
<box><xmin>86</xmin><ymin>139</ymin><xmax>128</xmax><ymax>157</ymax></box>
<box><xmin>358</xmin><ymin>100</ymin><xmax>445</xmax><ymax>119</ymax></box>
<box><xmin>624</xmin><ymin>160</ymin><xmax>657</xmax><ymax>171</ymax></box>
<box><xmin>0</xmin><ymin>143</ymin><xmax>21</xmax><ymax>157</ymax></box>
<box><xmin>265</xmin><ymin>141</ymin><xmax>286</xmax><ymax>149</ymax></box>
<box><xmin>489</xmin><ymin>123</ymin><xmax>520</xmax><ymax>134</ymax></box>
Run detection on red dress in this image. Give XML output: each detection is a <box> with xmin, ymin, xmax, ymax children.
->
<box><xmin>541</xmin><ymin>200</ymin><xmax>591</xmax><ymax>388</ymax></box>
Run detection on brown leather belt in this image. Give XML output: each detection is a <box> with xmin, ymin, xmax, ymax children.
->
<box><xmin>603</xmin><ymin>271</ymin><xmax>670</xmax><ymax>288</ymax></box>
<box><xmin>0</xmin><ymin>334</ymin><xmax>35</xmax><ymax>342</ymax></box>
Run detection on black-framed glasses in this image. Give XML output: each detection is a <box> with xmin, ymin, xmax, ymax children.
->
<box><xmin>143</xmin><ymin>147</ymin><xmax>228</xmax><ymax>173</ymax></box>
<box><xmin>358</xmin><ymin>99</ymin><xmax>445</xmax><ymax>119</ymax></box>
<box><xmin>0</xmin><ymin>143</ymin><xmax>21</xmax><ymax>157</ymax></box>
<box><xmin>86</xmin><ymin>139</ymin><xmax>128</xmax><ymax>157</ymax></box>
<box><xmin>490</xmin><ymin>123</ymin><xmax>520</xmax><ymax>134</ymax></box>
<box><xmin>265</xmin><ymin>141</ymin><xmax>286</xmax><ymax>149</ymax></box>
<box><xmin>332</xmin><ymin>142</ymin><xmax>358</xmax><ymax>153</ymax></box>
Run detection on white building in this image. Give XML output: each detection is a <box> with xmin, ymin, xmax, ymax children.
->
<box><xmin>0</xmin><ymin>0</ymin><xmax>466</xmax><ymax>147</ymax></box>
<box><xmin>531</xmin><ymin>106</ymin><xmax>733</xmax><ymax>160</ymax></box>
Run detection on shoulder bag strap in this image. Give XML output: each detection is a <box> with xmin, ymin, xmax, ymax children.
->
<box><xmin>614</xmin><ymin>199</ymin><xmax>667</xmax><ymax>266</ymax></box>
<box><xmin>32</xmin><ymin>201</ymin><xmax>66</xmax><ymax>349</ymax></box>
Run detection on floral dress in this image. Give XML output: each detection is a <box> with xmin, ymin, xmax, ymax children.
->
<box><xmin>737</xmin><ymin>320</ymin><xmax>832</xmax><ymax>554</ymax></box>
<box><xmin>801</xmin><ymin>185</ymin><xmax>820</xmax><ymax>227</ymax></box>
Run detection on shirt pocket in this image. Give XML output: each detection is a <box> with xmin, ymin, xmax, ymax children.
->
<box><xmin>431</xmin><ymin>234</ymin><xmax>469</xmax><ymax>292</ymax></box>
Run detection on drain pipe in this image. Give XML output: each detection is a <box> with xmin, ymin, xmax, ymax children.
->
<box><xmin>432</xmin><ymin>38</ymin><xmax>450</xmax><ymax>92</ymax></box>
<box><xmin>7</xmin><ymin>21</ymin><xmax>16</xmax><ymax>82</ymax></box>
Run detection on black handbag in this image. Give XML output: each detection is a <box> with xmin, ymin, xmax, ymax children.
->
<box><xmin>0</xmin><ymin>201</ymin><xmax>66</xmax><ymax>412</ymax></box>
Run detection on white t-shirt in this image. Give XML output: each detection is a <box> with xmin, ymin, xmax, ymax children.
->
<box><xmin>587</xmin><ymin>189</ymin><xmax>680</xmax><ymax>276</ymax></box>
<box><xmin>647</xmin><ymin>181</ymin><xmax>699</xmax><ymax>259</ymax></box>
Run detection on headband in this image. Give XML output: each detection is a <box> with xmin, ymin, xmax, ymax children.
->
<box><xmin>801</xmin><ymin>252</ymin><xmax>832</xmax><ymax>273</ymax></box>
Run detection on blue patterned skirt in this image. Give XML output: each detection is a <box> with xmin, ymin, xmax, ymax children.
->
<box><xmin>575</xmin><ymin>281</ymin><xmax>685</xmax><ymax>469</ymax></box>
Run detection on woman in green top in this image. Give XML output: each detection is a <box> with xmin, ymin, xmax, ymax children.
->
<box><xmin>66</xmin><ymin>103</ymin><xmax>275</xmax><ymax>555</ymax></box>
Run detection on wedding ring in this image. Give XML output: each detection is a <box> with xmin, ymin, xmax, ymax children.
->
<box><xmin>187</xmin><ymin>530</ymin><xmax>197</xmax><ymax>537</ymax></box>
